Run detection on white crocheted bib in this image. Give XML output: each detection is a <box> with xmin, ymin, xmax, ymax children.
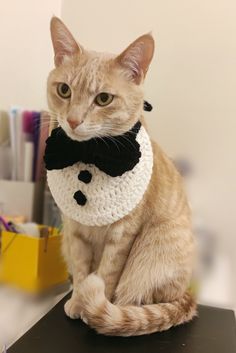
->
<box><xmin>47</xmin><ymin>126</ymin><xmax>153</xmax><ymax>226</ymax></box>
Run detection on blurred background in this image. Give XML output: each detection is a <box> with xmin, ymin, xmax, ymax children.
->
<box><xmin>0</xmin><ymin>0</ymin><xmax>235</xmax><ymax>349</ymax></box>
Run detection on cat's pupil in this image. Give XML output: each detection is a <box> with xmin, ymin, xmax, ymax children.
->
<box><xmin>61</xmin><ymin>84</ymin><xmax>69</xmax><ymax>94</ymax></box>
<box><xmin>100</xmin><ymin>93</ymin><xmax>109</xmax><ymax>102</ymax></box>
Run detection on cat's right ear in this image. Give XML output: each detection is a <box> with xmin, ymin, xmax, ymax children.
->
<box><xmin>50</xmin><ymin>17</ymin><xmax>81</xmax><ymax>67</ymax></box>
<box><xmin>116</xmin><ymin>34</ymin><xmax>155</xmax><ymax>84</ymax></box>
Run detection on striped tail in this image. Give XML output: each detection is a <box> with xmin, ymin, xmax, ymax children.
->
<box><xmin>78</xmin><ymin>274</ymin><xmax>197</xmax><ymax>336</ymax></box>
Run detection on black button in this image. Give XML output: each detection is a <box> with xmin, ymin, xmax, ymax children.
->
<box><xmin>73</xmin><ymin>190</ymin><xmax>87</xmax><ymax>206</ymax></box>
<box><xmin>78</xmin><ymin>170</ymin><xmax>92</xmax><ymax>184</ymax></box>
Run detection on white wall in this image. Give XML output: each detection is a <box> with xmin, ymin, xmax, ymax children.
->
<box><xmin>0</xmin><ymin>0</ymin><xmax>234</xmax><ymax>306</ymax></box>
<box><xmin>0</xmin><ymin>0</ymin><xmax>61</xmax><ymax>110</ymax></box>
<box><xmin>62</xmin><ymin>0</ymin><xmax>236</xmax><ymax>303</ymax></box>
<box><xmin>61</xmin><ymin>0</ymin><xmax>236</xmax><ymax>245</ymax></box>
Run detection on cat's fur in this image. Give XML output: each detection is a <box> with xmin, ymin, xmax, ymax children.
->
<box><xmin>47</xmin><ymin>17</ymin><xmax>197</xmax><ymax>336</ymax></box>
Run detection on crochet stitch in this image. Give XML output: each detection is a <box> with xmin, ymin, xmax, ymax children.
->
<box><xmin>44</xmin><ymin>122</ymin><xmax>142</xmax><ymax>177</ymax></box>
<box><xmin>46</xmin><ymin>124</ymin><xmax>153</xmax><ymax>226</ymax></box>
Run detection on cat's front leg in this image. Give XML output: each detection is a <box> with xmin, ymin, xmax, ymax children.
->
<box><xmin>113</xmin><ymin>222</ymin><xmax>196</xmax><ymax>306</ymax></box>
<box><xmin>96</xmin><ymin>224</ymin><xmax>135</xmax><ymax>301</ymax></box>
<box><xmin>62</xmin><ymin>217</ymin><xmax>93</xmax><ymax>318</ymax></box>
<box><xmin>64</xmin><ymin>235</ymin><xmax>93</xmax><ymax>318</ymax></box>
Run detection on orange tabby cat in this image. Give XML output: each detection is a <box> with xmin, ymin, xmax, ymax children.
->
<box><xmin>47</xmin><ymin>17</ymin><xmax>197</xmax><ymax>336</ymax></box>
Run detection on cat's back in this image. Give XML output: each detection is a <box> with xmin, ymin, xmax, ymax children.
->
<box><xmin>143</xmin><ymin>139</ymin><xmax>191</xmax><ymax>224</ymax></box>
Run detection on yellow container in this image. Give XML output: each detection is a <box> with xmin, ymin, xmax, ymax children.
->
<box><xmin>0</xmin><ymin>230</ymin><xmax>68</xmax><ymax>293</ymax></box>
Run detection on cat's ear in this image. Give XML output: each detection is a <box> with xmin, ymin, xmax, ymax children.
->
<box><xmin>116</xmin><ymin>34</ymin><xmax>154</xmax><ymax>84</ymax></box>
<box><xmin>50</xmin><ymin>16</ymin><xmax>82</xmax><ymax>67</ymax></box>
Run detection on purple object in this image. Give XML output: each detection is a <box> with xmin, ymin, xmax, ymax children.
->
<box><xmin>22</xmin><ymin>111</ymin><xmax>34</xmax><ymax>135</ymax></box>
<box><xmin>32</xmin><ymin>111</ymin><xmax>41</xmax><ymax>181</ymax></box>
<box><xmin>0</xmin><ymin>215</ymin><xmax>12</xmax><ymax>231</ymax></box>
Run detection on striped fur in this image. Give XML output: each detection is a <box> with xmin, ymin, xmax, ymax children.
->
<box><xmin>48</xmin><ymin>17</ymin><xmax>197</xmax><ymax>336</ymax></box>
<box><xmin>77</xmin><ymin>274</ymin><xmax>196</xmax><ymax>336</ymax></box>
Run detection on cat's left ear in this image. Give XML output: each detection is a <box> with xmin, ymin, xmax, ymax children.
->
<box><xmin>50</xmin><ymin>16</ymin><xmax>82</xmax><ymax>67</ymax></box>
<box><xmin>116</xmin><ymin>34</ymin><xmax>155</xmax><ymax>84</ymax></box>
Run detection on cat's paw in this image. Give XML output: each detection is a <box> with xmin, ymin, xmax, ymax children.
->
<box><xmin>78</xmin><ymin>273</ymin><xmax>105</xmax><ymax>300</ymax></box>
<box><xmin>64</xmin><ymin>297</ymin><xmax>81</xmax><ymax>319</ymax></box>
<box><xmin>77</xmin><ymin>273</ymin><xmax>106</xmax><ymax>311</ymax></box>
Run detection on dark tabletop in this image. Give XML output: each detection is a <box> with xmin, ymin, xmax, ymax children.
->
<box><xmin>9</xmin><ymin>293</ymin><xmax>236</xmax><ymax>353</ymax></box>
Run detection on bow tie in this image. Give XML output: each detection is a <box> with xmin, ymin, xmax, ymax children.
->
<box><xmin>44</xmin><ymin>121</ymin><xmax>142</xmax><ymax>177</ymax></box>
<box><xmin>44</xmin><ymin>101</ymin><xmax>152</xmax><ymax>177</ymax></box>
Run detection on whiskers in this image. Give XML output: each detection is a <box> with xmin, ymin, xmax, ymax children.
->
<box><xmin>33</xmin><ymin>110</ymin><xmax>59</xmax><ymax>133</ymax></box>
<box><xmin>85</xmin><ymin>122</ymin><xmax>139</xmax><ymax>152</ymax></box>
<box><xmin>97</xmin><ymin>123</ymin><xmax>139</xmax><ymax>151</ymax></box>
<box><xmin>95</xmin><ymin>135</ymin><xmax>111</xmax><ymax>149</ymax></box>
<box><xmin>39</xmin><ymin>116</ymin><xmax>138</xmax><ymax>153</ymax></box>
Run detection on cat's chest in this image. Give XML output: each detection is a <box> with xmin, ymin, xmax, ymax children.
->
<box><xmin>47</xmin><ymin>126</ymin><xmax>153</xmax><ymax>226</ymax></box>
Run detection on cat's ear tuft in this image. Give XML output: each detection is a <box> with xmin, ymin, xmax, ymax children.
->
<box><xmin>50</xmin><ymin>16</ymin><xmax>81</xmax><ymax>67</ymax></box>
<box><xmin>116</xmin><ymin>34</ymin><xmax>154</xmax><ymax>84</ymax></box>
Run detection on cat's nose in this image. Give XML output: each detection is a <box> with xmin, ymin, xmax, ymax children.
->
<box><xmin>67</xmin><ymin>118</ymin><xmax>83</xmax><ymax>130</ymax></box>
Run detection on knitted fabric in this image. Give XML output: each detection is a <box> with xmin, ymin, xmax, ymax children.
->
<box><xmin>47</xmin><ymin>126</ymin><xmax>153</xmax><ymax>226</ymax></box>
<box><xmin>44</xmin><ymin>122</ymin><xmax>142</xmax><ymax>177</ymax></box>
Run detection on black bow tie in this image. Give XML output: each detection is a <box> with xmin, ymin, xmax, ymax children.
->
<box><xmin>44</xmin><ymin>101</ymin><xmax>152</xmax><ymax>177</ymax></box>
<box><xmin>44</xmin><ymin>121</ymin><xmax>142</xmax><ymax>177</ymax></box>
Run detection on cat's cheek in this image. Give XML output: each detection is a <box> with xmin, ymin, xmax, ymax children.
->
<box><xmin>54</xmin><ymin>96</ymin><xmax>68</xmax><ymax>110</ymax></box>
<box><xmin>48</xmin><ymin>90</ymin><xmax>69</xmax><ymax>111</ymax></box>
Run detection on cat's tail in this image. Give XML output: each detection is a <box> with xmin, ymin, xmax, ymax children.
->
<box><xmin>78</xmin><ymin>274</ymin><xmax>197</xmax><ymax>336</ymax></box>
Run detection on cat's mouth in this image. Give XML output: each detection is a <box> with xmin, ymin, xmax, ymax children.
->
<box><xmin>61</xmin><ymin>124</ymin><xmax>101</xmax><ymax>142</ymax></box>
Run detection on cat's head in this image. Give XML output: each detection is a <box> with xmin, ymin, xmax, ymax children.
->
<box><xmin>47</xmin><ymin>17</ymin><xmax>154</xmax><ymax>141</ymax></box>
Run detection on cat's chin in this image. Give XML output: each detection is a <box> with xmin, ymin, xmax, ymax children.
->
<box><xmin>63</xmin><ymin>128</ymin><xmax>95</xmax><ymax>142</ymax></box>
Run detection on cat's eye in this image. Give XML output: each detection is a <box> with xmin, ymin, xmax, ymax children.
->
<box><xmin>57</xmin><ymin>83</ymin><xmax>71</xmax><ymax>99</ymax></box>
<box><xmin>95</xmin><ymin>92</ymin><xmax>114</xmax><ymax>106</ymax></box>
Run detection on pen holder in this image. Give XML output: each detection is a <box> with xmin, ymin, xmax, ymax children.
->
<box><xmin>0</xmin><ymin>180</ymin><xmax>45</xmax><ymax>223</ymax></box>
<box><xmin>0</xmin><ymin>229</ymin><xmax>68</xmax><ymax>293</ymax></box>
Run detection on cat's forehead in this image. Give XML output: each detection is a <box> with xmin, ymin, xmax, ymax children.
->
<box><xmin>61</xmin><ymin>50</ymin><xmax>116</xmax><ymax>94</ymax></box>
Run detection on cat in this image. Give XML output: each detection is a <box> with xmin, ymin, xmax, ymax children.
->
<box><xmin>46</xmin><ymin>16</ymin><xmax>197</xmax><ymax>336</ymax></box>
